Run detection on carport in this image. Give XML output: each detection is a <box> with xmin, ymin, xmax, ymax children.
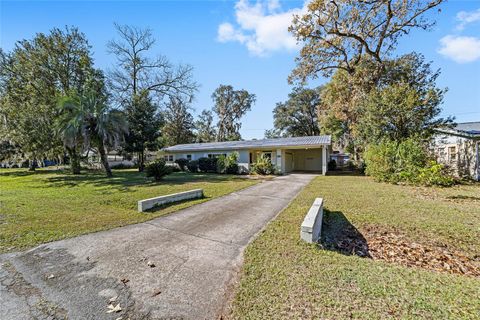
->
<box><xmin>283</xmin><ymin>148</ymin><xmax>324</xmax><ymax>173</ymax></box>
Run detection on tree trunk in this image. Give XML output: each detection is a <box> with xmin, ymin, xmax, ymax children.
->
<box><xmin>67</xmin><ymin>148</ymin><xmax>81</xmax><ymax>174</ymax></box>
<box><xmin>28</xmin><ymin>159</ymin><xmax>37</xmax><ymax>171</ymax></box>
<box><xmin>138</xmin><ymin>150</ymin><xmax>145</xmax><ymax>172</ymax></box>
<box><xmin>97</xmin><ymin>140</ymin><xmax>112</xmax><ymax>177</ymax></box>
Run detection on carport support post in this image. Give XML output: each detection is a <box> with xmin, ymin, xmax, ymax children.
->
<box><xmin>322</xmin><ymin>146</ymin><xmax>327</xmax><ymax>175</ymax></box>
<box><xmin>276</xmin><ymin>149</ymin><xmax>284</xmax><ymax>174</ymax></box>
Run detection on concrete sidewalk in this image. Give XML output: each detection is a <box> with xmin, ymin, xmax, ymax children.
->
<box><xmin>0</xmin><ymin>174</ymin><xmax>315</xmax><ymax>320</ymax></box>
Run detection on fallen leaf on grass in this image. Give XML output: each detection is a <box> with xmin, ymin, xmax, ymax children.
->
<box><xmin>151</xmin><ymin>289</ymin><xmax>162</xmax><ymax>297</ymax></box>
<box><xmin>107</xmin><ymin>303</ymin><xmax>122</xmax><ymax>313</ymax></box>
<box><xmin>47</xmin><ymin>274</ymin><xmax>55</xmax><ymax>279</ymax></box>
<box><xmin>147</xmin><ymin>261</ymin><xmax>156</xmax><ymax>268</ymax></box>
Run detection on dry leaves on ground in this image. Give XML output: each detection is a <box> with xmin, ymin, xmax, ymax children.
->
<box><xmin>324</xmin><ymin>225</ymin><xmax>480</xmax><ymax>277</ymax></box>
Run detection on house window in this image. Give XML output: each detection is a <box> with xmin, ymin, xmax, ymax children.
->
<box><xmin>165</xmin><ymin>155</ymin><xmax>174</xmax><ymax>162</ymax></box>
<box><xmin>262</xmin><ymin>152</ymin><xmax>272</xmax><ymax>162</ymax></box>
<box><xmin>448</xmin><ymin>146</ymin><xmax>457</xmax><ymax>161</ymax></box>
<box><xmin>208</xmin><ymin>153</ymin><xmax>227</xmax><ymax>158</ymax></box>
<box><xmin>186</xmin><ymin>154</ymin><xmax>192</xmax><ymax>160</ymax></box>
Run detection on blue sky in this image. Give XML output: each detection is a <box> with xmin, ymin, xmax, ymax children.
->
<box><xmin>1</xmin><ymin>0</ymin><xmax>479</xmax><ymax>139</ymax></box>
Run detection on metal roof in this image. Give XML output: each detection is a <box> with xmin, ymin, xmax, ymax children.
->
<box><xmin>164</xmin><ymin>135</ymin><xmax>332</xmax><ymax>152</ymax></box>
<box><xmin>436</xmin><ymin>121</ymin><xmax>480</xmax><ymax>139</ymax></box>
<box><xmin>455</xmin><ymin>122</ymin><xmax>480</xmax><ymax>135</ymax></box>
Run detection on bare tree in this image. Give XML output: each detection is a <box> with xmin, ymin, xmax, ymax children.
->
<box><xmin>107</xmin><ymin>23</ymin><xmax>198</xmax><ymax>105</ymax></box>
<box><xmin>289</xmin><ymin>0</ymin><xmax>444</xmax><ymax>83</ymax></box>
<box><xmin>108</xmin><ymin>23</ymin><xmax>197</xmax><ymax>170</ymax></box>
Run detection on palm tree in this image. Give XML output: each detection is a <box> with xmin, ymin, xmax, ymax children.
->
<box><xmin>57</xmin><ymin>91</ymin><xmax>128</xmax><ymax>177</ymax></box>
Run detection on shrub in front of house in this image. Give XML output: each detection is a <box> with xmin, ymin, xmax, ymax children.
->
<box><xmin>145</xmin><ymin>159</ymin><xmax>173</xmax><ymax>181</ymax></box>
<box><xmin>175</xmin><ymin>158</ymin><xmax>189</xmax><ymax>171</ymax></box>
<box><xmin>327</xmin><ymin>159</ymin><xmax>337</xmax><ymax>171</ymax></box>
<box><xmin>224</xmin><ymin>152</ymin><xmax>239</xmax><ymax>174</ymax></box>
<box><xmin>364</xmin><ymin>138</ymin><xmax>455</xmax><ymax>186</ymax></box>
<box><xmin>415</xmin><ymin>161</ymin><xmax>455</xmax><ymax>186</ymax></box>
<box><xmin>251</xmin><ymin>154</ymin><xmax>276</xmax><ymax>175</ymax></box>
<box><xmin>187</xmin><ymin>160</ymin><xmax>199</xmax><ymax>173</ymax></box>
<box><xmin>198</xmin><ymin>157</ymin><xmax>218</xmax><ymax>173</ymax></box>
<box><xmin>216</xmin><ymin>155</ymin><xmax>227</xmax><ymax>173</ymax></box>
<box><xmin>215</xmin><ymin>152</ymin><xmax>239</xmax><ymax>174</ymax></box>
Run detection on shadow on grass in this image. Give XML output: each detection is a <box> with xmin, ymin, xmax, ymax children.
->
<box><xmin>446</xmin><ymin>195</ymin><xmax>480</xmax><ymax>201</ymax></box>
<box><xmin>0</xmin><ymin>168</ymin><xmax>65</xmax><ymax>177</ymax></box>
<box><xmin>325</xmin><ymin>170</ymin><xmax>365</xmax><ymax>176</ymax></box>
<box><xmin>319</xmin><ymin>209</ymin><xmax>371</xmax><ymax>258</ymax></box>
<box><xmin>41</xmin><ymin>171</ymin><xmax>241</xmax><ymax>190</ymax></box>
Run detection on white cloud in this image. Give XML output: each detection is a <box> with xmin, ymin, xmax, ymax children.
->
<box><xmin>456</xmin><ymin>8</ymin><xmax>480</xmax><ymax>31</ymax></box>
<box><xmin>438</xmin><ymin>35</ymin><xmax>480</xmax><ymax>63</ymax></box>
<box><xmin>216</xmin><ymin>0</ymin><xmax>307</xmax><ymax>56</ymax></box>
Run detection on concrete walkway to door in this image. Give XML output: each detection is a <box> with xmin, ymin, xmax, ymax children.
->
<box><xmin>0</xmin><ymin>174</ymin><xmax>316</xmax><ymax>320</ymax></box>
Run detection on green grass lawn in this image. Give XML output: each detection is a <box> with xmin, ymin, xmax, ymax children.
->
<box><xmin>0</xmin><ymin>168</ymin><xmax>259</xmax><ymax>253</ymax></box>
<box><xmin>231</xmin><ymin>175</ymin><xmax>480</xmax><ymax>319</ymax></box>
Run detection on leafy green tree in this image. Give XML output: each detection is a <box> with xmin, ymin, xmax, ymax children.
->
<box><xmin>359</xmin><ymin>82</ymin><xmax>449</xmax><ymax>144</ymax></box>
<box><xmin>211</xmin><ymin>85</ymin><xmax>255</xmax><ymax>141</ymax></box>
<box><xmin>320</xmin><ymin>53</ymin><xmax>451</xmax><ymax>158</ymax></box>
<box><xmin>0</xmin><ymin>27</ymin><xmax>96</xmax><ymax>172</ymax></box>
<box><xmin>264</xmin><ymin>129</ymin><xmax>282</xmax><ymax>139</ymax></box>
<box><xmin>195</xmin><ymin>110</ymin><xmax>216</xmax><ymax>142</ymax></box>
<box><xmin>57</xmin><ymin>92</ymin><xmax>128</xmax><ymax>177</ymax></box>
<box><xmin>123</xmin><ymin>90</ymin><xmax>163</xmax><ymax>171</ymax></box>
<box><xmin>272</xmin><ymin>87</ymin><xmax>321</xmax><ymax>137</ymax></box>
<box><xmin>0</xmin><ymin>141</ymin><xmax>18</xmax><ymax>163</ymax></box>
<box><xmin>162</xmin><ymin>96</ymin><xmax>196</xmax><ymax>146</ymax></box>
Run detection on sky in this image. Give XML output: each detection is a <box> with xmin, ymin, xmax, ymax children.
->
<box><xmin>1</xmin><ymin>0</ymin><xmax>479</xmax><ymax>140</ymax></box>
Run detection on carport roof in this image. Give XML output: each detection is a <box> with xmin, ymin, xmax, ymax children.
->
<box><xmin>164</xmin><ymin>135</ymin><xmax>331</xmax><ymax>152</ymax></box>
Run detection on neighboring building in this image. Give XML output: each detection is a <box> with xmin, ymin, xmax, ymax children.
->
<box><xmin>163</xmin><ymin>135</ymin><xmax>332</xmax><ymax>174</ymax></box>
<box><xmin>330</xmin><ymin>152</ymin><xmax>350</xmax><ymax>167</ymax></box>
<box><xmin>433</xmin><ymin>122</ymin><xmax>480</xmax><ymax>181</ymax></box>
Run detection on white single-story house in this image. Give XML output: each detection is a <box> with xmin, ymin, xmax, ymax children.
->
<box><xmin>163</xmin><ymin>135</ymin><xmax>332</xmax><ymax>175</ymax></box>
<box><xmin>433</xmin><ymin>121</ymin><xmax>480</xmax><ymax>181</ymax></box>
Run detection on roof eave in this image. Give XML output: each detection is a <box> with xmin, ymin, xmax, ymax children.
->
<box><xmin>163</xmin><ymin>143</ymin><xmax>331</xmax><ymax>153</ymax></box>
<box><xmin>435</xmin><ymin>129</ymin><xmax>480</xmax><ymax>140</ymax></box>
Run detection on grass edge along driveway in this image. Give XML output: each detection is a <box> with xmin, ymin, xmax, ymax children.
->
<box><xmin>0</xmin><ymin>168</ymin><xmax>260</xmax><ymax>253</ymax></box>
<box><xmin>230</xmin><ymin>175</ymin><xmax>480</xmax><ymax>319</ymax></box>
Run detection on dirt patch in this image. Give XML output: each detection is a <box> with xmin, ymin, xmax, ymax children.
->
<box><xmin>322</xmin><ymin>224</ymin><xmax>480</xmax><ymax>277</ymax></box>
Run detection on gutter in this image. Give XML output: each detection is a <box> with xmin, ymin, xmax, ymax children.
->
<box><xmin>435</xmin><ymin>129</ymin><xmax>480</xmax><ymax>140</ymax></box>
<box><xmin>163</xmin><ymin>143</ymin><xmax>331</xmax><ymax>153</ymax></box>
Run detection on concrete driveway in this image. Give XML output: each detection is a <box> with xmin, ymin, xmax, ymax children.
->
<box><xmin>0</xmin><ymin>174</ymin><xmax>315</xmax><ymax>320</ymax></box>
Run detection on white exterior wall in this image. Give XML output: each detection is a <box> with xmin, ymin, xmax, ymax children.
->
<box><xmin>165</xmin><ymin>144</ymin><xmax>330</xmax><ymax>175</ymax></box>
<box><xmin>166</xmin><ymin>150</ymin><xmax>250</xmax><ymax>172</ymax></box>
<box><xmin>432</xmin><ymin>134</ymin><xmax>479</xmax><ymax>180</ymax></box>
